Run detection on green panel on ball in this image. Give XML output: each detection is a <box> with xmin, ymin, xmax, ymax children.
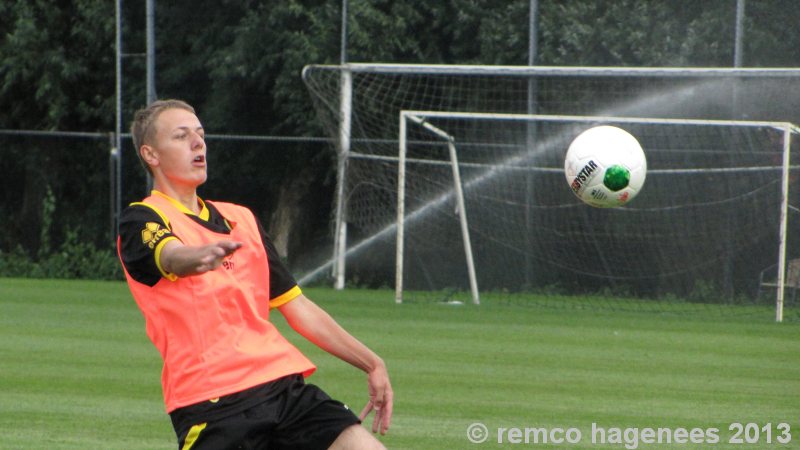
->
<box><xmin>603</xmin><ymin>165</ymin><xmax>630</xmax><ymax>191</ymax></box>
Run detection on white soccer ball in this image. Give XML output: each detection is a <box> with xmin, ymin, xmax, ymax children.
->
<box><xmin>564</xmin><ymin>125</ymin><xmax>647</xmax><ymax>208</ymax></box>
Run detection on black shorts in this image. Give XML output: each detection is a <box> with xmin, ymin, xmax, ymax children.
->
<box><xmin>170</xmin><ymin>375</ymin><xmax>361</xmax><ymax>450</ymax></box>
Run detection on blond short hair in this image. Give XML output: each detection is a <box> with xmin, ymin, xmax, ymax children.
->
<box><xmin>130</xmin><ymin>99</ymin><xmax>196</xmax><ymax>174</ymax></box>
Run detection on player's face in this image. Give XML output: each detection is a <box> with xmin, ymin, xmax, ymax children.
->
<box><xmin>149</xmin><ymin>108</ymin><xmax>207</xmax><ymax>188</ymax></box>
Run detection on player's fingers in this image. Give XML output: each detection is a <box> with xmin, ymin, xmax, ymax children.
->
<box><xmin>372</xmin><ymin>392</ymin><xmax>384</xmax><ymax>412</ymax></box>
<box><xmin>200</xmin><ymin>250</ymin><xmax>217</xmax><ymax>264</ymax></box>
<box><xmin>379</xmin><ymin>397</ymin><xmax>393</xmax><ymax>434</ymax></box>
<box><xmin>371</xmin><ymin>406</ymin><xmax>382</xmax><ymax>434</ymax></box>
<box><xmin>371</xmin><ymin>386</ymin><xmax>392</xmax><ymax>433</ymax></box>
<box><xmin>219</xmin><ymin>241</ymin><xmax>243</xmax><ymax>255</ymax></box>
<box><xmin>358</xmin><ymin>400</ymin><xmax>374</xmax><ymax>422</ymax></box>
<box><xmin>370</xmin><ymin>391</ymin><xmax>386</xmax><ymax>433</ymax></box>
<box><xmin>197</xmin><ymin>245</ymin><xmax>227</xmax><ymax>271</ymax></box>
<box><xmin>196</xmin><ymin>256</ymin><xmax>218</xmax><ymax>273</ymax></box>
<box><xmin>375</xmin><ymin>388</ymin><xmax>392</xmax><ymax>434</ymax></box>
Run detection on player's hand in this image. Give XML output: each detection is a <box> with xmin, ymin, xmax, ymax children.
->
<box><xmin>359</xmin><ymin>362</ymin><xmax>393</xmax><ymax>435</ymax></box>
<box><xmin>195</xmin><ymin>241</ymin><xmax>242</xmax><ymax>273</ymax></box>
<box><xmin>162</xmin><ymin>240</ymin><xmax>243</xmax><ymax>276</ymax></box>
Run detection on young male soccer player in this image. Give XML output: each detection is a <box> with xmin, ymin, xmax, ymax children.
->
<box><xmin>117</xmin><ymin>99</ymin><xmax>392</xmax><ymax>449</ymax></box>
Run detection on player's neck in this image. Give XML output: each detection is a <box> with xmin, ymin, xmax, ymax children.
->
<box><xmin>152</xmin><ymin>183</ymin><xmax>200</xmax><ymax>215</ymax></box>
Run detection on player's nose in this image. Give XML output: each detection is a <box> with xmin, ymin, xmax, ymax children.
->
<box><xmin>191</xmin><ymin>132</ymin><xmax>205</xmax><ymax>150</ymax></box>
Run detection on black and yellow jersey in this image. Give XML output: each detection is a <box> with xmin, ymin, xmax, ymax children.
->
<box><xmin>118</xmin><ymin>196</ymin><xmax>298</xmax><ymax>302</ymax></box>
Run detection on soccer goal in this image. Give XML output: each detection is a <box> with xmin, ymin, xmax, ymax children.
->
<box><xmin>302</xmin><ymin>64</ymin><xmax>800</xmax><ymax>320</ymax></box>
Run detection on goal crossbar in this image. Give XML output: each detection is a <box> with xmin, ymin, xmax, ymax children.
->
<box><xmin>304</xmin><ymin>63</ymin><xmax>800</xmax><ymax>78</ymax></box>
<box><xmin>403</xmin><ymin>110</ymin><xmax>800</xmax><ymax>131</ymax></box>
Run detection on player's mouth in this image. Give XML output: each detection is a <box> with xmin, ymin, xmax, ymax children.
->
<box><xmin>192</xmin><ymin>154</ymin><xmax>206</xmax><ymax>166</ymax></box>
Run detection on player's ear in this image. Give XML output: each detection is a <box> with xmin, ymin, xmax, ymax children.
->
<box><xmin>140</xmin><ymin>144</ymin><xmax>159</xmax><ymax>168</ymax></box>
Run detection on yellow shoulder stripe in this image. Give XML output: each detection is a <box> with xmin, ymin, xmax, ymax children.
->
<box><xmin>130</xmin><ymin>201</ymin><xmax>171</xmax><ymax>229</ymax></box>
<box><xmin>270</xmin><ymin>285</ymin><xmax>302</xmax><ymax>309</ymax></box>
<box><xmin>154</xmin><ymin>237</ymin><xmax>179</xmax><ymax>281</ymax></box>
<box><xmin>131</xmin><ymin>201</ymin><xmax>178</xmax><ymax>281</ymax></box>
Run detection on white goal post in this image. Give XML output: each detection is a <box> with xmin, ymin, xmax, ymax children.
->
<box><xmin>396</xmin><ymin>110</ymin><xmax>799</xmax><ymax>321</ymax></box>
<box><xmin>398</xmin><ymin>114</ymin><xmax>480</xmax><ymax>305</ymax></box>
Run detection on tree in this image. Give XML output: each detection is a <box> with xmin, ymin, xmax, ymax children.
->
<box><xmin>0</xmin><ymin>0</ymin><xmax>115</xmax><ymax>255</ymax></box>
<box><xmin>2</xmin><ymin>0</ymin><xmax>799</xmax><ymax>275</ymax></box>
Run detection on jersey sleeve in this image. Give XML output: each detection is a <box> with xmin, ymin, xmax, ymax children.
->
<box><xmin>118</xmin><ymin>204</ymin><xmax>180</xmax><ymax>286</ymax></box>
<box><xmin>253</xmin><ymin>217</ymin><xmax>302</xmax><ymax>308</ymax></box>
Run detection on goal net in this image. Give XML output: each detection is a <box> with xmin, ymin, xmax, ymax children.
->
<box><xmin>302</xmin><ymin>64</ymin><xmax>800</xmax><ymax>319</ymax></box>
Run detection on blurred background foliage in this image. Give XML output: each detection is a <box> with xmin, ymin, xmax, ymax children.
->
<box><xmin>1</xmin><ymin>0</ymin><xmax>798</xmax><ymax>279</ymax></box>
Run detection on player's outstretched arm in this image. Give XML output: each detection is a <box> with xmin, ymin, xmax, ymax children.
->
<box><xmin>159</xmin><ymin>239</ymin><xmax>242</xmax><ymax>277</ymax></box>
<box><xmin>278</xmin><ymin>295</ymin><xmax>393</xmax><ymax>435</ymax></box>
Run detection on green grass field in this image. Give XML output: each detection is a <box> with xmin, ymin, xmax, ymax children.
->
<box><xmin>1</xmin><ymin>278</ymin><xmax>798</xmax><ymax>449</ymax></box>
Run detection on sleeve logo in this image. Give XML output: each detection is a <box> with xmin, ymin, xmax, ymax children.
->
<box><xmin>141</xmin><ymin>222</ymin><xmax>169</xmax><ymax>249</ymax></box>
